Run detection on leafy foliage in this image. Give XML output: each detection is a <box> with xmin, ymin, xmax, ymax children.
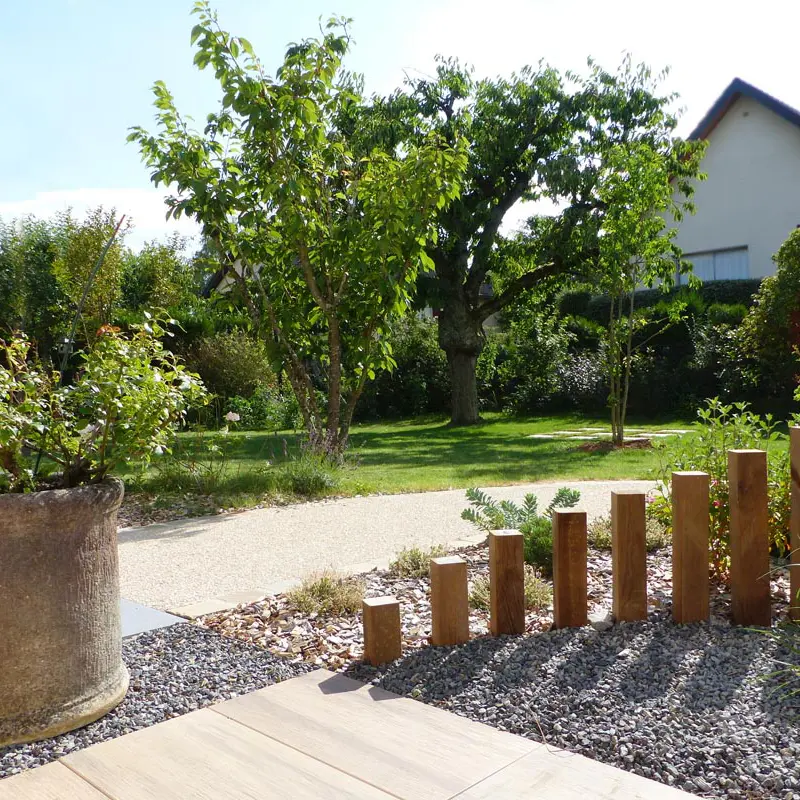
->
<box><xmin>461</xmin><ymin>487</ymin><xmax>580</xmax><ymax>575</ymax></box>
<box><xmin>731</xmin><ymin>229</ymin><xmax>800</xmax><ymax>402</ymax></box>
<box><xmin>129</xmin><ymin>3</ymin><xmax>467</xmax><ymax>455</ymax></box>
<box><xmin>650</xmin><ymin>398</ymin><xmax>790</xmax><ymax>579</ymax></box>
<box><xmin>0</xmin><ymin>317</ymin><xmax>208</xmax><ymax>492</ymax></box>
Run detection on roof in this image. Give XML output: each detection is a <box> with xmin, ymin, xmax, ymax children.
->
<box><xmin>689</xmin><ymin>77</ymin><xmax>800</xmax><ymax>140</ymax></box>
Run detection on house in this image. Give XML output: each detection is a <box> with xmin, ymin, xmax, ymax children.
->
<box><xmin>673</xmin><ymin>78</ymin><xmax>800</xmax><ymax>283</ymax></box>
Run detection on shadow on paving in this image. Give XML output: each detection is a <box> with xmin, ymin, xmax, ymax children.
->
<box><xmin>118</xmin><ymin>514</ymin><xmax>229</xmax><ymax>544</ymax></box>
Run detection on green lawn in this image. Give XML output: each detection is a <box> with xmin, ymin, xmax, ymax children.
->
<box><xmin>126</xmin><ymin>413</ymin><xmax>697</xmax><ymax>512</ymax></box>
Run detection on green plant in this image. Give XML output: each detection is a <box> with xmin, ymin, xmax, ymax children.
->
<box><xmin>469</xmin><ymin>565</ymin><xmax>551</xmax><ymax>611</ymax></box>
<box><xmin>0</xmin><ymin>317</ymin><xmax>208</xmax><ymax>492</ymax></box>
<box><xmin>275</xmin><ymin>451</ymin><xmax>340</xmax><ymax>497</ymax></box>
<box><xmin>461</xmin><ymin>487</ymin><xmax>580</xmax><ymax>575</ymax></box>
<box><xmin>389</xmin><ymin>545</ymin><xmax>448</xmax><ymax>578</ymax></box>
<box><xmin>184</xmin><ymin>332</ymin><xmax>276</xmax><ymax>406</ymax></box>
<box><xmin>651</xmin><ymin>398</ymin><xmax>790</xmax><ymax>579</ymax></box>
<box><xmin>287</xmin><ymin>570</ymin><xmax>365</xmax><ymax>616</ymax></box>
<box><xmin>587</xmin><ymin>511</ymin><xmax>671</xmax><ymax>551</ymax></box>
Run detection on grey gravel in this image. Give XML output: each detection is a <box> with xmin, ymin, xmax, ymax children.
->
<box><xmin>0</xmin><ymin>623</ymin><xmax>311</xmax><ymax>779</ymax></box>
<box><xmin>349</xmin><ymin>611</ymin><xmax>800</xmax><ymax>800</ymax></box>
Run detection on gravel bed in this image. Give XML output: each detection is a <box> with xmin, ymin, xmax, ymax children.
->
<box><xmin>0</xmin><ymin>623</ymin><xmax>311</xmax><ymax>779</ymax></box>
<box><xmin>348</xmin><ymin>613</ymin><xmax>800</xmax><ymax>800</ymax></box>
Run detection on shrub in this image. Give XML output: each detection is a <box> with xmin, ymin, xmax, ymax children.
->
<box><xmin>0</xmin><ymin>318</ymin><xmax>208</xmax><ymax>492</ymax></box>
<box><xmin>501</xmin><ymin>310</ymin><xmax>573</xmax><ymax>412</ymax></box>
<box><xmin>225</xmin><ymin>385</ymin><xmax>300</xmax><ymax>431</ymax></box>
<box><xmin>729</xmin><ymin>230</ymin><xmax>800</xmax><ymax>402</ymax></box>
<box><xmin>287</xmin><ymin>570</ymin><xmax>365</xmax><ymax>616</ymax></box>
<box><xmin>184</xmin><ymin>332</ymin><xmax>275</xmax><ymax>404</ymax></box>
<box><xmin>552</xmin><ymin>351</ymin><xmax>607</xmax><ymax>411</ymax></box>
<box><xmin>389</xmin><ymin>545</ymin><xmax>448</xmax><ymax>578</ymax></box>
<box><xmin>650</xmin><ymin>398</ymin><xmax>790</xmax><ymax>579</ymax></box>
<box><xmin>461</xmin><ymin>487</ymin><xmax>580</xmax><ymax>576</ymax></box>
<box><xmin>556</xmin><ymin>289</ymin><xmax>593</xmax><ymax>318</ymax></box>
<box><xmin>469</xmin><ymin>566</ymin><xmax>551</xmax><ymax>611</ymax></box>
<box><xmin>357</xmin><ymin>316</ymin><xmax>449</xmax><ymax>419</ymax></box>
<box><xmin>275</xmin><ymin>451</ymin><xmax>340</xmax><ymax>497</ymax></box>
<box><xmin>587</xmin><ymin>512</ymin><xmax>671</xmax><ymax>551</ymax></box>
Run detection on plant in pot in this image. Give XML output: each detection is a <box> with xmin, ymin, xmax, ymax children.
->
<box><xmin>0</xmin><ymin>316</ymin><xmax>207</xmax><ymax>746</ymax></box>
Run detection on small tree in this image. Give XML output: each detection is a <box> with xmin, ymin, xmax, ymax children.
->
<box><xmin>587</xmin><ymin>63</ymin><xmax>705</xmax><ymax>445</ymax></box>
<box><xmin>53</xmin><ymin>207</ymin><xmax>132</xmax><ymax>337</ymax></box>
<box><xmin>129</xmin><ymin>3</ymin><xmax>466</xmax><ymax>456</ymax></box>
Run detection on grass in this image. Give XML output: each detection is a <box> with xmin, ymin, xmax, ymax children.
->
<box><xmin>469</xmin><ymin>565</ymin><xmax>552</xmax><ymax>611</ymax></box>
<box><xmin>389</xmin><ymin>545</ymin><xmax>449</xmax><ymax>578</ymax></box>
<box><xmin>121</xmin><ymin>411</ymin><xmax>697</xmax><ymax>514</ymax></box>
<box><xmin>286</xmin><ymin>571</ymin><xmax>365</xmax><ymax>616</ymax></box>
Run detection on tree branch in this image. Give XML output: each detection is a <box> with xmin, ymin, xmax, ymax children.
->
<box><xmin>475</xmin><ymin>260</ymin><xmax>567</xmax><ymax>321</ymax></box>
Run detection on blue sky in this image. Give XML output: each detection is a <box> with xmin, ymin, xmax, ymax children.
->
<box><xmin>2</xmin><ymin>0</ymin><xmax>800</xmax><ymax>249</ymax></box>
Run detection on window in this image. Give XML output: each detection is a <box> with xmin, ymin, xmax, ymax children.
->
<box><xmin>679</xmin><ymin>248</ymin><xmax>749</xmax><ymax>283</ymax></box>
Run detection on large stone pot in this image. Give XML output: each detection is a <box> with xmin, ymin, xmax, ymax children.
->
<box><xmin>0</xmin><ymin>479</ymin><xmax>129</xmax><ymax>746</ymax></box>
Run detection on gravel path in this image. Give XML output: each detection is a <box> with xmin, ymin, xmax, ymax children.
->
<box><xmin>0</xmin><ymin>624</ymin><xmax>310</xmax><ymax>779</ymax></box>
<box><xmin>348</xmin><ymin>616</ymin><xmax>800</xmax><ymax>800</ymax></box>
<box><xmin>119</xmin><ymin>479</ymin><xmax>654</xmax><ymax>611</ymax></box>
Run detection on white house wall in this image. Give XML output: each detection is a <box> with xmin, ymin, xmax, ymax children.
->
<box><xmin>673</xmin><ymin>94</ymin><xmax>800</xmax><ymax>279</ymax></box>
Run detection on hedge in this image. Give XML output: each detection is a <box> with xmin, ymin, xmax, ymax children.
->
<box><xmin>558</xmin><ymin>279</ymin><xmax>763</xmax><ymax>326</ymax></box>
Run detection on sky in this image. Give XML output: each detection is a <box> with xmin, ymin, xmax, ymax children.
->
<box><xmin>2</xmin><ymin>0</ymin><xmax>800</xmax><ymax>250</ymax></box>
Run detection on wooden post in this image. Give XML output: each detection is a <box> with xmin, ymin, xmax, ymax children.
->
<box><xmin>791</xmin><ymin>429</ymin><xmax>800</xmax><ymax>621</ymax></box>
<box><xmin>552</xmin><ymin>510</ymin><xmax>587</xmax><ymax>628</ymax></box>
<box><xmin>729</xmin><ymin>449</ymin><xmax>771</xmax><ymax>626</ymax></box>
<box><xmin>362</xmin><ymin>596</ymin><xmax>402</xmax><ymax>665</ymax></box>
<box><xmin>672</xmin><ymin>471</ymin><xmax>710</xmax><ymax>624</ymax></box>
<box><xmin>430</xmin><ymin>556</ymin><xmax>469</xmax><ymax>646</ymax></box>
<box><xmin>611</xmin><ymin>491</ymin><xmax>647</xmax><ymax>622</ymax></box>
<box><xmin>489</xmin><ymin>530</ymin><xmax>525</xmax><ymax>635</ymax></box>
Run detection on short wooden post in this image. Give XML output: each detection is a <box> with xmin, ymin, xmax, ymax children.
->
<box><xmin>672</xmin><ymin>471</ymin><xmax>710</xmax><ymax>624</ymax></box>
<box><xmin>791</xmin><ymin>429</ymin><xmax>800</xmax><ymax>621</ymax></box>
<box><xmin>489</xmin><ymin>530</ymin><xmax>525</xmax><ymax>635</ymax></box>
<box><xmin>611</xmin><ymin>491</ymin><xmax>647</xmax><ymax>622</ymax></box>
<box><xmin>552</xmin><ymin>510</ymin><xmax>587</xmax><ymax>628</ymax></box>
<box><xmin>430</xmin><ymin>556</ymin><xmax>469</xmax><ymax>646</ymax></box>
<box><xmin>362</xmin><ymin>596</ymin><xmax>402</xmax><ymax>665</ymax></box>
<box><xmin>729</xmin><ymin>449</ymin><xmax>771</xmax><ymax>626</ymax></box>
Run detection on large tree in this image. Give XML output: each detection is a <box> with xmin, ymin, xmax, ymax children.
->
<box><xmin>365</xmin><ymin>56</ymin><xmax>693</xmax><ymax>424</ymax></box>
<box><xmin>130</xmin><ymin>3</ymin><xmax>466</xmax><ymax>455</ymax></box>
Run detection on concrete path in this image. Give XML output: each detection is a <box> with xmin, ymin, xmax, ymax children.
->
<box><xmin>118</xmin><ymin>480</ymin><xmax>655</xmax><ymax>614</ymax></box>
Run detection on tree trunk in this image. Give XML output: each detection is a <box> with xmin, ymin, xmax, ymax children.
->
<box><xmin>447</xmin><ymin>349</ymin><xmax>480</xmax><ymax>425</ymax></box>
<box><xmin>437</xmin><ymin>287</ymin><xmax>484</xmax><ymax>426</ymax></box>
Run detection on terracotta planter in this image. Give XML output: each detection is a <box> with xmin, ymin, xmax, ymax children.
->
<box><xmin>0</xmin><ymin>479</ymin><xmax>129</xmax><ymax>746</ymax></box>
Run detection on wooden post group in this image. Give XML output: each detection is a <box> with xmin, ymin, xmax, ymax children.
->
<box><xmin>552</xmin><ymin>510</ymin><xmax>587</xmax><ymax>628</ymax></box>
<box><xmin>672</xmin><ymin>471</ymin><xmax>709</xmax><ymax>624</ymax></box>
<box><xmin>489</xmin><ymin>530</ymin><xmax>525</xmax><ymax>635</ymax></box>
<box><xmin>430</xmin><ymin>556</ymin><xmax>469</xmax><ymax>646</ymax></box>
<box><xmin>611</xmin><ymin>491</ymin><xmax>647</xmax><ymax>622</ymax></box>
<box><xmin>728</xmin><ymin>449</ymin><xmax>771</xmax><ymax>626</ymax></box>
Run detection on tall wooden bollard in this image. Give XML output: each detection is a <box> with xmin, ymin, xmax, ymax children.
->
<box><xmin>729</xmin><ymin>449</ymin><xmax>771</xmax><ymax>626</ymax></box>
<box><xmin>791</xmin><ymin>429</ymin><xmax>800</xmax><ymax>621</ymax></box>
<box><xmin>552</xmin><ymin>510</ymin><xmax>588</xmax><ymax>628</ymax></box>
<box><xmin>489</xmin><ymin>530</ymin><xmax>525</xmax><ymax>635</ymax></box>
<box><xmin>611</xmin><ymin>491</ymin><xmax>647</xmax><ymax>622</ymax></box>
<box><xmin>362</xmin><ymin>596</ymin><xmax>402</xmax><ymax>665</ymax></box>
<box><xmin>430</xmin><ymin>556</ymin><xmax>469</xmax><ymax>646</ymax></box>
<box><xmin>672</xmin><ymin>471</ymin><xmax>710</xmax><ymax>624</ymax></box>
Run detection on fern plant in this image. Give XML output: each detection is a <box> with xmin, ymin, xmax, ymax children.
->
<box><xmin>461</xmin><ymin>487</ymin><xmax>580</xmax><ymax>576</ymax></box>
